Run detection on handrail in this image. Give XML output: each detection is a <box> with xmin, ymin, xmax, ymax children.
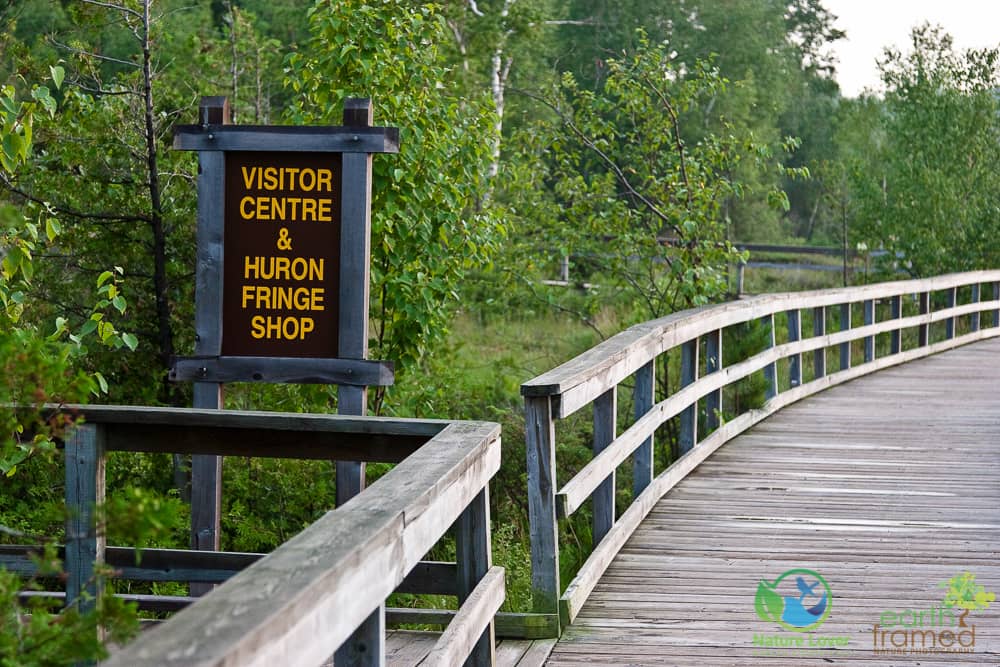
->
<box><xmin>104</xmin><ymin>419</ymin><xmax>500</xmax><ymax>666</ymax></box>
<box><xmin>12</xmin><ymin>406</ymin><xmax>502</xmax><ymax>666</ymax></box>
<box><xmin>523</xmin><ymin>270</ymin><xmax>1000</xmax><ymax>415</ymax></box>
<box><xmin>522</xmin><ymin>270</ymin><xmax>1000</xmax><ymax>629</ymax></box>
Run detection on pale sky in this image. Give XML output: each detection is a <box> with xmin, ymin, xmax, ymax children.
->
<box><xmin>823</xmin><ymin>0</ymin><xmax>1000</xmax><ymax>96</ymax></box>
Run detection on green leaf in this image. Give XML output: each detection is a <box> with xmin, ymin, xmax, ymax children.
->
<box><xmin>45</xmin><ymin>217</ymin><xmax>61</xmax><ymax>242</ymax></box>
<box><xmin>97</xmin><ymin>270</ymin><xmax>114</xmax><ymax>287</ymax></box>
<box><xmin>50</xmin><ymin>65</ymin><xmax>65</xmax><ymax>90</ymax></box>
<box><xmin>754</xmin><ymin>580</ymin><xmax>784</xmax><ymax>623</ymax></box>
<box><xmin>121</xmin><ymin>333</ymin><xmax>138</xmax><ymax>351</ymax></box>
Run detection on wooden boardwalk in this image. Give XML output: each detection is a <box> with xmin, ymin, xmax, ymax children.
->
<box><xmin>384</xmin><ymin>633</ymin><xmax>554</xmax><ymax>666</ymax></box>
<box><xmin>547</xmin><ymin>337</ymin><xmax>1000</xmax><ymax>665</ymax></box>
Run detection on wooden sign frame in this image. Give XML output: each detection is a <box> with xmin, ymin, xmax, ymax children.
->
<box><xmin>171</xmin><ymin>98</ymin><xmax>398</xmax><ymax>386</ymax></box>
<box><xmin>171</xmin><ymin>97</ymin><xmax>399</xmax><ymax>566</ymax></box>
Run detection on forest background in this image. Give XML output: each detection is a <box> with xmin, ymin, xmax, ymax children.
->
<box><xmin>2</xmin><ymin>0</ymin><xmax>1000</xmax><ymax>662</ymax></box>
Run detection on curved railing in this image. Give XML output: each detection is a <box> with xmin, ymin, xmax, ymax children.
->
<box><xmin>521</xmin><ymin>270</ymin><xmax>1000</xmax><ymax>629</ymax></box>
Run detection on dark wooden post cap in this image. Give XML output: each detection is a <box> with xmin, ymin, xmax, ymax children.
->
<box><xmin>200</xmin><ymin>96</ymin><xmax>231</xmax><ymax>125</ymax></box>
<box><xmin>343</xmin><ymin>98</ymin><xmax>373</xmax><ymax>127</ymax></box>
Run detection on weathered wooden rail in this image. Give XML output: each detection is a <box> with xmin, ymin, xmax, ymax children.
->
<box><xmin>521</xmin><ymin>270</ymin><xmax>1000</xmax><ymax>632</ymax></box>
<box><xmin>3</xmin><ymin>406</ymin><xmax>504</xmax><ymax>666</ymax></box>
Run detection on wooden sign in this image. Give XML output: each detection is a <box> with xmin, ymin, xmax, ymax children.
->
<box><xmin>170</xmin><ymin>98</ymin><xmax>399</xmax><ymax>632</ymax></box>
<box><xmin>169</xmin><ymin>98</ymin><xmax>399</xmax><ymax>386</ymax></box>
<box><xmin>222</xmin><ymin>152</ymin><xmax>342</xmax><ymax>357</ymax></box>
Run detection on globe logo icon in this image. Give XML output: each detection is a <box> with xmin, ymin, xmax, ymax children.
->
<box><xmin>755</xmin><ymin>568</ymin><xmax>832</xmax><ymax>632</ymax></box>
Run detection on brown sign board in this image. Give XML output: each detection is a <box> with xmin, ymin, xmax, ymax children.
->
<box><xmin>222</xmin><ymin>151</ymin><xmax>342</xmax><ymax>357</ymax></box>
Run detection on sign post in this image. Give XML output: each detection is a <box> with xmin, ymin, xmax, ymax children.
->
<box><xmin>173</xmin><ymin>98</ymin><xmax>398</xmax><ymax>635</ymax></box>
<box><xmin>189</xmin><ymin>98</ymin><xmax>228</xmax><ymax>588</ymax></box>
<box><xmin>335</xmin><ymin>99</ymin><xmax>382</xmax><ymax>665</ymax></box>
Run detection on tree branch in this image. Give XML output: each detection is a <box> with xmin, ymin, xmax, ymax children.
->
<box><xmin>512</xmin><ymin>87</ymin><xmax>683</xmax><ymax>237</ymax></box>
<box><xmin>466</xmin><ymin>0</ymin><xmax>485</xmax><ymax>17</ymax></box>
<box><xmin>640</xmin><ymin>73</ymin><xmax>694</xmax><ymax>210</ymax></box>
<box><xmin>0</xmin><ymin>175</ymin><xmax>152</xmax><ymax>224</ymax></box>
<box><xmin>72</xmin><ymin>82</ymin><xmax>140</xmax><ymax>97</ymax></box>
<box><xmin>538</xmin><ymin>18</ymin><xmax>598</xmax><ymax>26</ymax></box>
<box><xmin>49</xmin><ymin>39</ymin><xmax>140</xmax><ymax>69</ymax></box>
<box><xmin>80</xmin><ymin>0</ymin><xmax>143</xmax><ymax>21</ymax></box>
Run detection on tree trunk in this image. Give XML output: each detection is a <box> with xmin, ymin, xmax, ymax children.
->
<box><xmin>141</xmin><ymin>0</ymin><xmax>188</xmax><ymax>498</ymax></box>
<box><xmin>141</xmin><ymin>0</ymin><xmax>177</xmax><ymax>404</ymax></box>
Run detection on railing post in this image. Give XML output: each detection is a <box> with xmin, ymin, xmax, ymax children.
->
<box><xmin>633</xmin><ymin>362</ymin><xmax>654</xmax><ymax>498</ymax></box>
<box><xmin>970</xmin><ymin>284</ymin><xmax>981</xmax><ymax>332</ymax></box>
<box><xmin>456</xmin><ymin>489</ymin><xmax>495</xmax><ymax>667</ymax></box>
<box><xmin>761</xmin><ymin>315</ymin><xmax>777</xmax><ymax>399</ymax></box>
<box><xmin>945</xmin><ymin>287</ymin><xmax>957</xmax><ymax>340</ymax></box>
<box><xmin>787</xmin><ymin>310</ymin><xmax>802</xmax><ymax>387</ymax></box>
<box><xmin>704</xmin><ymin>330</ymin><xmax>722</xmax><ymax>432</ymax></box>
<box><xmin>890</xmin><ymin>295</ymin><xmax>902</xmax><ymax>354</ymax></box>
<box><xmin>839</xmin><ymin>303</ymin><xmax>852</xmax><ymax>370</ymax></box>
<box><xmin>919</xmin><ymin>292</ymin><xmax>930</xmax><ymax>346</ymax></box>
<box><xmin>525</xmin><ymin>395</ymin><xmax>560</xmax><ymax>620</ymax></box>
<box><xmin>679</xmin><ymin>339</ymin><xmax>699</xmax><ymax>452</ymax></box>
<box><xmin>65</xmin><ymin>423</ymin><xmax>106</xmax><ymax>617</ymax></box>
<box><xmin>812</xmin><ymin>306</ymin><xmax>826</xmax><ymax>378</ymax></box>
<box><xmin>993</xmin><ymin>282</ymin><xmax>1000</xmax><ymax>328</ymax></box>
<box><xmin>592</xmin><ymin>388</ymin><xmax>616</xmax><ymax>544</ymax></box>
<box><xmin>863</xmin><ymin>299</ymin><xmax>875</xmax><ymax>363</ymax></box>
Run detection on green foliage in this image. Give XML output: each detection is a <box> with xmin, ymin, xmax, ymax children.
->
<box><xmin>0</xmin><ymin>548</ymin><xmax>138</xmax><ymax>666</ymax></box>
<box><xmin>551</xmin><ymin>0</ymin><xmax>837</xmax><ymax>242</ymax></box>
<box><xmin>1</xmin><ymin>75</ymin><xmax>136</xmax><ymax>473</ymax></box>
<box><xmin>221</xmin><ymin>5</ymin><xmax>284</xmax><ymax>124</ymax></box>
<box><xmin>0</xmin><ymin>482</ymin><xmax>186</xmax><ymax>666</ymax></box>
<box><xmin>221</xmin><ymin>458</ymin><xmax>334</xmax><ymax>552</ymax></box>
<box><xmin>503</xmin><ymin>35</ymin><xmax>799</xmax><ymax>324</ymax></box>
<box><xmin>99</xmin><ymin>486</ymin><xmax>187</xmax><ymax>553</ymax></box>
<box><xmin>0</xmin><ymin>79</ymin><xmax>56</xmax><ymax>320</ymax></box>
<box><xmin>0</xmin><ymin>332</ymin><xmax>95</xmax><ymax>477</ymax></box>
<box><xmin>851</xmin><ymin>25</ymin><xmax>1000</xmax><ymax>277</ymax></box>
<box><xmin>0</xmin><ymin>65</ymin><xmax>152</xmax><ymax>667</ymax></box>
<box><xmin>286</xmin><ymin>0</ymin><xmax>505</xmax><ymax>412</ymax></box>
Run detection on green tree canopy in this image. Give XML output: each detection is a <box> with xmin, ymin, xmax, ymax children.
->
<box><xmin>285</xmin><ymin>0</ymin><xmax>505</xmax><ymax>412</ymax></box>
<box><xmin>852</xmin><ymin>25</ymin><xmax>1000</xmax><ymax>277</ymax></box>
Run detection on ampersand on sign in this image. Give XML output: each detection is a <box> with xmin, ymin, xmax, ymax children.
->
<box><xmin>276</xmin><ymin>227</ymin><xmax>292</xmax><ymax>251</ymax></box>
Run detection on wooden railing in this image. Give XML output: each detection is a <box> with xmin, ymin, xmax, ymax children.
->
<box><xmin>521</xmin><ymin>270</ymin><xmax>1000</xmax><ymax>630</ymax></box>
<box><xmin>3</xmin><ymin>406</ymin><xmax>503</xmax><ymax>666</ymax></box>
